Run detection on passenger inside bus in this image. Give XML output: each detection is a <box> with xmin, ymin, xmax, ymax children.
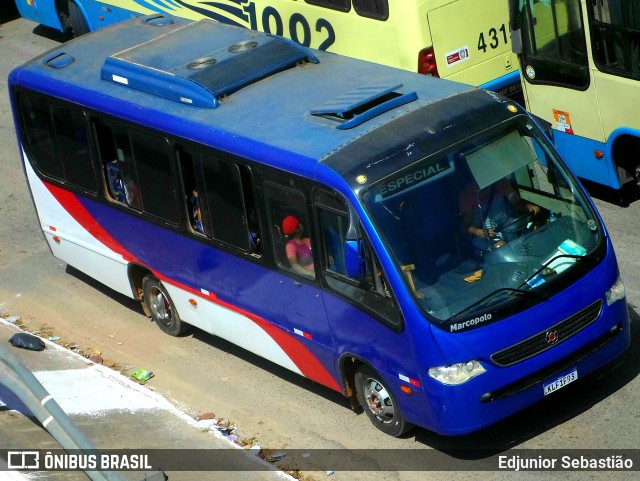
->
<box><xmin>190</xmin><ymin>188</ymin><xmax>205</xmax><ymax>235</ymax></box>
<box><xmin>105</xmin><ymin>155</ymin><xmax>141</xmax><ymax>208</ymax></box>
<box><xmin>282</xmin><ymin>215</ymin><xmax>315</xmax><ymax>278</ymax></box>
<box><xmin>458</xmin><ymin>177</ymin><xmax>540</xmax><ymax>255</ymax></box>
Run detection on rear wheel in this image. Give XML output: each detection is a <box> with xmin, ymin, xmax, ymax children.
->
<box><xmin>354</xmin><ymin>365</ymin><xmax>412</xmax><ymax>437</ymax></box>
<box><xmin>68</xmin><ymin>1</ymin><xmax>89</xmax><ymax>37</ymax></box>
<box><xmin>142</xmin><ymin>275</ymin><xmax>189</xmax><ymax>336</ymax></box>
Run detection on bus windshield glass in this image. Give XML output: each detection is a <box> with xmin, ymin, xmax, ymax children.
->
<box><xmin>362</xmin><ymin>119</ymin><xmax>601</xmax><ymax>324</ymax></box>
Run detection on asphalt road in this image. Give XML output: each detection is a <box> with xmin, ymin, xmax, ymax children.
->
<box><xmin>1</xmin><ymin>8</ymin><xmax>640</xmax><ymax>481</ymax></box>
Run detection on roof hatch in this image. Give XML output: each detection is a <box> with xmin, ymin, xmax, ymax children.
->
<box><xmin>100</xmin><ymin>18</ymin><xmax>318</xmax><ymax>108</ymax></box>
<box><xmin>310</xmin><ymin>84</ymin><xmax>417</xmax><ymax>129</ymax></box>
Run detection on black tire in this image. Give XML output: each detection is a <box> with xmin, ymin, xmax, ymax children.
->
<box><xmin>68</xmin><ymin>1</ymin><xmax>89</xmax><ymax>37</ymax></box>
<box><xmin>354</xmin><ymin>365</ymin><xmax>412</xmax><ymax>437</ymax></box>
<box><xmin>142</xmin><ymin>274</ymin><xmax>189</xmax><ymax>336</ymax></box>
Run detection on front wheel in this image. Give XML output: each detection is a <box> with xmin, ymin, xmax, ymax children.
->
<box><xmin>142</xmin><ymin>275</ymin><xmax>189</xmax><ymax>336</ymax></box>
<box><xmin>354</xmin><ymin>365</ymin><xmax>412</xmax><ymax>437</ymax></box>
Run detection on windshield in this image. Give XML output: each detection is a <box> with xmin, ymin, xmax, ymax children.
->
<box><xmin>361</xmin><ymin>119</ymin><xmax>601</xmax><ymax>324</ymax></box>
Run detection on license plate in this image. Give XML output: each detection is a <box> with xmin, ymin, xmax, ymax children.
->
<box><xmin>543</xmin><ymin>369</ymin><xmax>578</xmax><ymax>396</ymax></box>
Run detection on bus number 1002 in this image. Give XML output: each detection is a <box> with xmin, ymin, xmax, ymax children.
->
<box><xmin>243</xmin><ymin>3</ymin><xmax>336</xmax><ymax>51</ymax></box>
<box><xmin>477</xmin><ymin>24</ymin><xmax>508</xmax><ymax>53</ymax></box>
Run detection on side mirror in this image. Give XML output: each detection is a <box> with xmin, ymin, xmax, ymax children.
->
<box><xmin>345</xmin><ymin>239</ymin><xmax>365</xmax><ymax>278</ymax></box>
<box><xmin>511</xmin><ymin>28</ymin><xmax>523</xmax><ymax>55</ymax></box>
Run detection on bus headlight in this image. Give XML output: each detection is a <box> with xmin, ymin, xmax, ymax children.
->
<box><xmin>606</xmin><ymin>277</ymin><xmax>626</xmax><ymax>306</ymax></box>
<box><xmin>428</xmin><ymin>361</ymin><xmax>486</xmax><ymax>385</ymax></box>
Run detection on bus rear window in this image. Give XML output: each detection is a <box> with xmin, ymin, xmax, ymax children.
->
<box><xmin>18</xmin><ymin>92</ymin><xmax>97</xmax><ymax>193</ymax></box>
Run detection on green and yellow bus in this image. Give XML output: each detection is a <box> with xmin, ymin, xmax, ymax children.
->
<box><xmin>510</xmin><ymin>0</ymin><xmax>640</xmax><ymax>190</ymax></box>
<box><xmin>15</xmin><ymin>0</ymin><xmax>521</xmax><ymax>97</ymax></box>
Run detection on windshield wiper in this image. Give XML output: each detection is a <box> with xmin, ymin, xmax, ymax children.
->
<box><xmin>451</xmin><ymin>287</ymin><xmax>545</xmax><ymax>319</ymax></box>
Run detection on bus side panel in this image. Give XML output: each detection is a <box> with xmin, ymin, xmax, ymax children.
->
<box><xmin>75</xmin><ymin>1</ymin><xmax>140</xmax><ymax>32</ymax></box>
<box><xmin>552</xmin><ymin>130</ymin><xmax>622</xmax><ymax>189</ymax></box>
<box><xmin>29</xmin><ymin>164</ymin><xmax>343</xmax><ymax>391</ymax></box>
<box><xmin>15</xmin><ymin>0</ymin><xmax>65</xmax><ymax>31</ymax></box>
<box><xmin>428</xmin><ymin>0</ymin><xmax>518</xmax><ymax>87</ymax></box>
<box><xmin>321</xmin><ymin>293</ymin><xmax>434</xmax><ymax>425</ymax></box>
<box><xmin>161</xmin><ymin>279</ymin><xmax>304</xmax><ymax>375</ymax></box>
<box><xmin>25</xmin><ymin>161</ymin><xmax>134</xmax><ymax>298</ymax></box>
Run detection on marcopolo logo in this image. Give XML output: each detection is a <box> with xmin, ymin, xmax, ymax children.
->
<box><xmin>450</xmin><ymin>313</ymin><xmax>492</xmax><ymax>332</ymax></box>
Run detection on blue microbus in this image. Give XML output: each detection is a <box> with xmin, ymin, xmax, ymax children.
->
<box><xmin>9</xmin><ymin>15</ymin><xmax>630</xmax><ymax>436</ymax></box>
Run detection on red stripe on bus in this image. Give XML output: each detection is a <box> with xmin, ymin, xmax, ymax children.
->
<box><xmin>44</xmin><ymin>182</ymin><xmax>142</xmax><ymax>264</ymax></box>
<box><xmin>45</xmin><ymin>183</ymin><xmax>341</xmax><ymax>393</ymax></box>
<box><xmin>164</xmin><ymin>277</ymin><xmax>342</xmax><ymax>393</ymax></box>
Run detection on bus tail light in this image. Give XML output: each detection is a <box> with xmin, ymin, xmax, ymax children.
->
<box><xmin>418</xmin><ymin>47</ymin><xmax>439</xmax><ymax>77</ymax></box>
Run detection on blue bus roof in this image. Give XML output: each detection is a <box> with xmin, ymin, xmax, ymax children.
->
<box><xmin>10</xmin><ymin>15</ymin><xmax>514</xmax><ymax>189</ymax></box>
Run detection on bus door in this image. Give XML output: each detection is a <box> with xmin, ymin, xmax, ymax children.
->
<box><xmin>312</xmin><ymin>190</ymin><xmax>410</xmax><ymax>381</ymax></box>
<box><xmin>427</xmin><ymin>0</ymin><xmax>519</xmax><ymax>94</ymax></box>
<box><xmin>511</xmin><ymin>0</ymin><xmax>617</xmax><ymax>185</ymax></box>
<box><xmin>586</xmin><ymin>0</ymin><xmax>640</xmax><ymax>186</ymax></box>
<box><xmin>264</xmin><ymin>182</ymin><xmax>335</xmax><ymax>367</ymax></box>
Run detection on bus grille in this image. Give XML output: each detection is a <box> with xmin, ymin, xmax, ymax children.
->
<box><xmin>491</xmin><ymin>301</ymin><xmax>602</xmax><ymax>366</ymax></box>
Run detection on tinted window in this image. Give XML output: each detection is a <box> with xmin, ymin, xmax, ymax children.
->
<box><xmin>51</xmin><ymin>107</ymin><xmax>96</xmax><ymax>192</ymax></box>
<box><xmin>132</xmin><ymin>131</ymin><xmax>180</xmax><ymax>223</ymax></box>
<box><xmin>315</xmin><ymin>190</ymin><xmax>401</xmax><ymax>328</ymax></box>
<box><xmin>202</xmin><ymin>154</ymin><xmax>248</xmax><ymax>249</ymax></box>
<box><xmin>353</xmin><ymin>0</ymin><xmax>389</xmax><ymax>20</ymax></box>
<box><xmin>521</xmin><ymin>0</ymin><xmax>589</xmax><ymax>89</ymax></box>
<box><xmin>304</xmin><ymin>0</ymin><xmax>350</xmax><ymax>12</ymax></box>
<box><xmin>19</xmin><ymin>94</ymin><xmax>62</xmax><ymax>179</ymax></box>
<box><xmin>18</xmin><ymin>93</ymin><xmax>97</xmax><ymax>192</ymax></box>
<box><xmin>178</xmin><ymin>146</ymin><xmax>259</xmax><ymax>253</ymax></box>
<box><xmin>589</xmin><ymin>0</ymin><xmax>640</xmax><ymax>78</ymax></box>
<box><xmin>95</xmin><ymin>120</ymin><xmax>180</xmax><ymax>224</ymax></box>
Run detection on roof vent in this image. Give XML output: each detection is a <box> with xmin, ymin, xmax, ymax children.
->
<box><xmin>229</xmin><ymin>41</ymin><xmax>259</xmax><ymax>53</ymax></box>
<box><xmin>141</xmin><ymin>15</ymin><xmax>174</xmax><ymax>27</ymax></box>
<box><xmin>187</xmin><ymin>57</ymin><xmax>217</xmax><ymax>70</ymax></box>
<box><xmin>311</xmin><ymin>84</ymin><xmax>417</xmax><ymax>129</ymax></box>
<box><xmin>101</xmin><ymin>20</ymin><xmax>318</xmax><ymax>108</ymax></box>
<box><xmin>44</xmin><ymin>52</ymin><xmax>75</xmax><ymax>69</ymax></box>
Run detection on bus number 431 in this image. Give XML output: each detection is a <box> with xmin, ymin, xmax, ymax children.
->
<box><xmin>477</xmin><ymin>24</ymin><xmax>508</xmax><ymax>53</ymax></box>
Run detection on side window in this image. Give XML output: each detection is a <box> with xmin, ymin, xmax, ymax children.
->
<box><xmin>51</xmin><ymin>107</ymin><xmax>96</xmax><ymax>192</ymax></box>
<box><xmin>19</xmin><ymin>94</ymin><xmax>62</xmax><ymax>179</ymax></box>
<box><xmin>266</xmin><ymin>183</ymin><xmax>315</xmax><ymax>280</ymax></box>
<box><xmin>589</xmin><ymin>0</ymin><xmax>640</xmax><ymax>78</ymax></box>
<box><xmin>304</xmin><ymin>0</ymin><xmax>350</xmax><ymax>12</ymax></box>
<box><xmin>315</xmin><ymin>190</ymin><xmax>401</xmax><ymax>329</ymax></box>
<box><xmin>178</xmin><ymin>145</ymin><xmax>261</xmax><ymax>255</ymax></box>
<box><xmin>202</xmin><ymin>154</ymin><xmax>249</xmax><ymax>249</ymax></box>
<box><xmin>178</xmin><ymin>148</ymin><xmax>211</xmax><ymax>237</ymax></box>
<box><xmin>521</xmin><ymin>0</ymin><xmax>589</xmax><ymax>89</ymax></box>
<box><xmin>18</xmin><ymin>93</ymin><xmax>97</xmax><ymax>193</ymax></box>
<box><xmin>95</xmin><ymin>120</ymin><xmax>180</xmax><ymax>224</ymax></box>
<box><xmin>131</xmin><ymin>130</ymin><xmax>180</xmax><ymax>223</ymax></box>
<box><xmin>353</xmin><ymin>0</ymin><xmax>389</xmax><ymax>20</ymax></box>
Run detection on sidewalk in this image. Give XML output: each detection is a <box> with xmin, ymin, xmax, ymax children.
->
<box><xmin>0</xmin><ymin>319</ymin><xmax>291</xmax><ymax>481</ymax></box>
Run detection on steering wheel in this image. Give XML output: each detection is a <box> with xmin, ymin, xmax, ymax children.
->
<box><xmin>497</xmin><ymin>213</ymin><xmax>533</xmax><ymax>236</ymax></box>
